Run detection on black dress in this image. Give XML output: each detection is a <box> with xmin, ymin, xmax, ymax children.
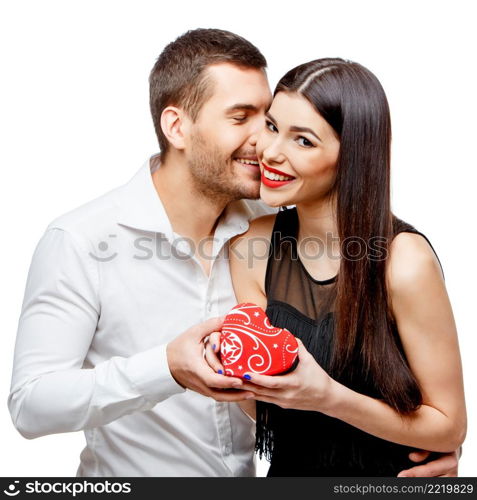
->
<box><xmin>256</xmin><ymin>206</ymin><xmax>443</xmax><ymax>477</ymax></box>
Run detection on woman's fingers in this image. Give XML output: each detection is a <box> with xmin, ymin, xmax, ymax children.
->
<box><xmin>240</xmin><ymin>372</ymin><xmax>284</xmax><ymax>389</ymax></box>
<box><xmin>204</xmin><ymin>332</ymin><xmax>225</xmax><ymax>374</ymax></box>
<box><xmin>208</xmin><ymin>331</ymin><xmax>222</xmax><ymax>355</ymax></box>
<box><xmin>241</xmin><ymin>381</ymin><xmax>272</xmax><ymax>394</ymax></box>
<box><xmin>246</xmin><ymin>393</ymin><xmax>282</xmax><ymax>406</ymax></box>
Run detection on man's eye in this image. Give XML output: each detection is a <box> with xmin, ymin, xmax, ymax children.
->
<box><xmin>297</xmin><ymin>136</ymin><xmax>314</xmax><ymax>148</ymax></box>
<box><xmin>266</xmin><ymin>120</ymin><xmax>278</xmax><ymax>132</ymax></box>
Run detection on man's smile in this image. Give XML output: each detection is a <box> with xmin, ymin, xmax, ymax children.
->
<box><xmin>233</xmin><ymin>157</ymin><xmax>260</xmax><ymax>176</ymax></box>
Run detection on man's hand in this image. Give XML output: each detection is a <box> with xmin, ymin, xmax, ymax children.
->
<box><xmin>166</xmin><ymin>316</ymin><xmax>255</xmax><ymax>402</ymax></box>
<box><xmin>397</xmin><ymin>449</ymin><xmax>460</xmax><ymax>477</ymax></box>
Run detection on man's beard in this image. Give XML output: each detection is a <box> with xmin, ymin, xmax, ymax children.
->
<box><xmin>187</xmin><ymin>132</ymin><xmax>260</xmax><ymax>203</ymax></box>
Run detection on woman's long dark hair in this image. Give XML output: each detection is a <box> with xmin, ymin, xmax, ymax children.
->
<box><xmin>275</xmin><ymin>58</ymin><xmax>422</xmax><ymax>414</ymax></box>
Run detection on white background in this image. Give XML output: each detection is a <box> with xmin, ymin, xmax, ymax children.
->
<box><xmin>1</xmin><ymin>0</ymin><xmax>475</xmax><ymax>477</ymax></box>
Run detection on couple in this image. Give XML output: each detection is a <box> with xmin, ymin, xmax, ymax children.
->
<box><xmin>8</xmin><ymin>28</ymin><xmax>465</xmax><ymax>477</ymax></box>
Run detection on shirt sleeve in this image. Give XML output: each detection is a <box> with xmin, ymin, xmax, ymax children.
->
<box><xmin>8</xmin><ymin>227</ymin><xmax>186</xmax><ymax>439</ymax></box>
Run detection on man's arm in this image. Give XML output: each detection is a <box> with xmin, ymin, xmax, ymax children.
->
<box><xmin>398</xmin><ymin>450</ymin><xmax>460</xmax><ymax>477</ymax></box>
<box><xmin>8</xmin><ymin>227</ymin><xmax>247</xmax><ymax>439</ymax></box>
<box><xmin>8</xmin><ymin>227</ymin><xmax>188</xmax><ymax>439</ymax></box>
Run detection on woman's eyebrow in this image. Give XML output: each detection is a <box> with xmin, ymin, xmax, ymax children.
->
<box><xmin>265</xmin><ymin>111</ymin><xmax>277</xmax><ymax>123</ymax></box>
<box><xmin>266</xmin><ymin>111</ymin><xmax>322</xmax><ymax>142</ymax></box>
<box><xmin>289</xmin><ymin>125</ymin><xmax>322</xmax><ymax>142</ymax></box>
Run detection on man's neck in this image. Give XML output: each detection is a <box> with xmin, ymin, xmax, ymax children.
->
<box><xmin>151</xmin><ymin>154</ymin><xmax>229</xmax><ymax>242</ymax></box>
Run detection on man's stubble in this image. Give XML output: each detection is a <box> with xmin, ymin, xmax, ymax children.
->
<box><xmin>187</xmin><ymin>131</ymin><xmax>260</xmax><ymax>205</ymax></box>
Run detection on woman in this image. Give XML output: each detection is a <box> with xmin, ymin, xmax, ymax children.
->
<box><xmin>206</xmin><ymin>58</ymin><xmax>466</xmax><ymax>476</ymax></box>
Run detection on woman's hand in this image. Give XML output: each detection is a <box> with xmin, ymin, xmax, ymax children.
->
<box><xmin>203</xmin><ymin>330</ymin><xmax>225</xmax><ymax>374</ymax></box>
<box><xmin>239</xmin><ymin>338</ymin><xmax>336</xmax><ymax>412</ymax></box>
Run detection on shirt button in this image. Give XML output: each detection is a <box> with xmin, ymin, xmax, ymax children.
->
<box><xmin>207</xmin><ymin>302</ymin><xmax>212</xmax><ymax>312</ymax></box>
<box><xmin>224</xmin><ymin>444</ymin><xmax>231</xmax><ymax>454</ymax></box>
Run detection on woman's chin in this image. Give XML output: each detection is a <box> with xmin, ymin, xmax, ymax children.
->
<box><xmin>259</xmin><ymin>190</ymin><xmax>290</xmax><ymax>208</ymax></box>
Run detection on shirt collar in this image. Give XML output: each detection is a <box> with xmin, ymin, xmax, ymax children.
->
<box><xmin>116</xmin><ymin>155</ymin><xmax>253</xmax><ymax>240</ymax></box>
<box><xmin>116</xmin><ymin>154</ymin><xmax>175</xmax><ymax>239</ymax></box>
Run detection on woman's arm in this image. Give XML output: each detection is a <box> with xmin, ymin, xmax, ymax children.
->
<box><xmin>328</xmin><ymin>232</ymin><xmax>467</xmax><ymax>452</ymax></box>
<box><xmin>228</xmin><ymin>214</ymin><xmax>276</xmax><ymax>421</ymax></box>
<box><xmin>241</xmin><ymin>232</ymin><xmax>467</xmax><ymax>453</ymax></box>
<box><xmin>228</xmin><ymin>214</ymin><xmax>276</xmax><ymax>309</ymax></box>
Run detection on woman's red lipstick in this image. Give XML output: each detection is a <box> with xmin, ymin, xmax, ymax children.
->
<box><xmin>261</xmin><ymin>162</ymin><xmax>296</xmax><ymax>188</ymax></box>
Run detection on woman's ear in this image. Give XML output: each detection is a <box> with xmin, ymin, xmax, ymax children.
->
<box><xmin>160</xmin><ymin>106</ymin><xmax>191</xmax><ymax>151</ymax></box>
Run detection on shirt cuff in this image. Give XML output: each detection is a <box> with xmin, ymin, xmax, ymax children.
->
<box><xmin>127</xmin><ymin>343</ymin><xmax>186</xmax><ymax>402</ymax></box>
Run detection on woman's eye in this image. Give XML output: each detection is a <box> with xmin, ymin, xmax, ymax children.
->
<box><xmin>233</xmin><ymin>116</ymin><xmax>247</xmax><ymax>122</ymax></box>
<box><xmin>297</xmin><ymin>136</ymin><xmax>314</xmax><ymax>148</ymax></box>
<box><xmin>266</xmin><ymin>120</ymin><xmax>278</xmax><ymax>132</ymax></box>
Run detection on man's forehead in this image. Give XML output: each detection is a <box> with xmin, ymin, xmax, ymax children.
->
<box><xmin>205</xmin><ymin>63</ymin><xmax>272</xmax><ymax>107</ymax></box>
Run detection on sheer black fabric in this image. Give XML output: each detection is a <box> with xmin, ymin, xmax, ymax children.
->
<box><xmin>256</xmin><ymin>206</ymin><xmax>443</xmax><ymax>476</ymax></box>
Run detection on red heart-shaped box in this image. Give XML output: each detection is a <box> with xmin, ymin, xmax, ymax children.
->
<box><xmin>219</xmin><ymin>303</ymin><xmax>299</xmax><ymax>377</ymax></box>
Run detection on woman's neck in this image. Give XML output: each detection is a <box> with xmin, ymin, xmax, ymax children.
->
<box><xmin>295</xmin><ymin>196</ymin><xmax>339</xmax><ymax>246</ymax></box>
<box><xmin>294</xmin><ymin>197</ymin><xmax>341</xmax><ymax>280</ymax></box>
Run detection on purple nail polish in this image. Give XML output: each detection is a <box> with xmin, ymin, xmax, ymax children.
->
<box><xmin>218</xmin><ymin>369</ymin><xmax>223</xmax><ymax>374</ymax></box>
<box><xmin>212</xmin><ymin>344</ymin><xmax>216</xmax><ymax>351</ymax></box>
<box><xmin>243</xmin><ymin>374</ymin><xmax>251</xmax><ymax>380</ymax></box>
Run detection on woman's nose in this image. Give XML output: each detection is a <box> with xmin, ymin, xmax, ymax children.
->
<box><xmin>262</xmin><ymin>138</ymin><xmax>286</xmax><ymax>164</ymax></box>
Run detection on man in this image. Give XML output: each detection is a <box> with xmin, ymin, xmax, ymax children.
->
<box><xmin>8</xmin><ymin>29</ymin><xmax>459</xmax><ymax>477</ymax></box>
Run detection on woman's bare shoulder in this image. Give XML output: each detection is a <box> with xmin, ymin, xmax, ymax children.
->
<box><xmin>229</xmin><ymin>214</ymin><xmax>277</xmax><ymax>303</ymax></box>
<box><xmin>244</xmin><ymin>213</ymin><xmax>277</xmax><ymax>237</ymax></box>
<box><xmin>230</xmin><ymin>213</ymin><xmax>277</xmax><ymax>255</ymax></box>
<box><xmin>386</xmin><ymin>231</ymin><xmax>443</xmax><ymax>295</ymax></box>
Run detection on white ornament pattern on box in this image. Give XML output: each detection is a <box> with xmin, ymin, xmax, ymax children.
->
<box><xmin>220</xmin><ymin>303</ymin><xmax>299</xmax><ymax>377</ymax></box>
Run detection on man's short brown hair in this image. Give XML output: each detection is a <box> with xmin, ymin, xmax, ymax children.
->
<box><xmin>149</xmin><ymin>28</ymin><xmax>267</xmax><ymax>155</ymax></box>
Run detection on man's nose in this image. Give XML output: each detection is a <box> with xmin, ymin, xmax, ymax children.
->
<box><xmin>247</xmin><ymin>116</ymin><xmax>266</xmax><ymax>147</ymax></box>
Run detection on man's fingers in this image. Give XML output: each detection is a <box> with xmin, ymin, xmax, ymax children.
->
<box><xmin>398</xmin><ymin>465</ymin><xmax>433</xmax><ymax>478</ymax></box>
<box><xmin>201</xmin><ymin>368</ymin><xmax>244</xmax><ymax>389</ymax></box>
<box><xmin>195</xmin><ymin>353</ymin><xmax>243</xmax><ymax>389</ymax></box>
<box><xmin>194</xmin><ymin>316</ymin><xmax>225</xmax><ymax>340</ymax></box>
<box><xmin>397</xmin><ymin>453</ymin><xmax>458</xmax><ymax>477</ymax></box>
<box><xmin>193</xmin><ymin>376</ymin><xmax>254</xmax><ymax>402</ymax></box>
<box><xmin>207</xmin><ymin>389</ymin><xmax>257</xmax><ymax>403</ymax></box>
<box><xmin>204</xmin><ymin>373</ymin><xmax>243</xmax><ymax>389</ymax></box>
<box><xmin>409</xmin><ymin>450</ymin><xmax>431</xmax><ymax>462</ymax></box>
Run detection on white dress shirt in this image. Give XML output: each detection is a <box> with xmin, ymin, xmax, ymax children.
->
<box><xmin>8</xmin><ymin>156</ymin><xmax>277</xmax><ymax>477</ymax></box>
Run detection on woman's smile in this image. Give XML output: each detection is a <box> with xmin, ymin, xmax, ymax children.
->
<box><xmin>260</xmin><ymin>162</ymin><xmax>296</xmax><ymax>188</ymax></box>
